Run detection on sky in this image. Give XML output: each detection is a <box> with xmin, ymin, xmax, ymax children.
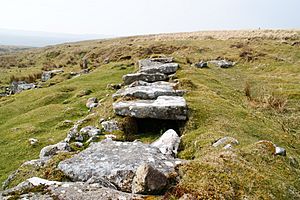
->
<box><xmin>0</xmin><ymin>0</ymin><xmax>299</xmax><ymax>36</ymax></box>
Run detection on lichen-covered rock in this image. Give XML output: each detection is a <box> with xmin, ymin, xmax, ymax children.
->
<box><xmin>58</xmin><ymin>140</ymin><xmax>183</xmax><ymax>193</ymax></box>
<box><xmin>101</xmin><ymin>120</ymin><xmax>119</xmax><ymax>132</ymax></box>
<box><xmin>113</xmin><ymin>96</ymin><xmax>187</xmax><ymax>120</ymax></box>
<box><xmin>275</xmin><ymin>146</ymin><xmax>286</xmax><ymax>156</ymax></box>
<box><xmin>132</xmin><ymin>163</ymin><xmax>168</xmax><ymax>194</ymax></box>
<box><xmin>10</xmin><ymin>81</ymin><xmax>36</xmax><ymax>94</ymax></box>
<box><xmin>123</xmin><ymin>73</ymin><xmax>168</xmax><ymax>85</ymax></box>
<box><xmin>152</xmin><ymin>129</ymin><xmax>180</xmax><ymax>156</ymax></box>
<box><xmin>112</xmin><ymin>82</ymin><xmax>184</xmax><ymax>100</ymax></box>
<box><xmin>80</xmin><ymin>126</ymin><xmax>101</xmax><ymax>137</ymax></box>
<box><xmin>39</xmin><ymin>142</ymin><xmax>71</xmax><ymax>159</ymax></box>
<box><xmin>29</xmin><ymin>138</ymin><xmax>38</xmax><ymax>145</ymax></box>
<box><xmin>1</xmin><ymin>178</ymin><xmax>148</xmax><ymax>200</ymax></box>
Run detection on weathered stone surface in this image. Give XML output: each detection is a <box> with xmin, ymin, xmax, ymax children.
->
<box><xmin>41</xmin><ymin>70</ymin><xmax>64</xmax><ymax>82</ymax></box>
<box><xmin>101</xmin><ymin>120</ymin><xmax>119</xmax><ymax>132</ymax></box>
<box><xmin>58</xmin><ymin>140</ymin><xmax>182</xmax><ymax>192</ymax></box>
<box><xmin>1</xmin><ymin>179</ymin><xmax>148</xmax><ymax>200</ymax></box>
<box><xmin>210</xmin><ymin>60</ymin><xmax>235</xmax><ymax>68</ymax></box>
<box><xmin>194</xmin><ymin>61</ymin><xmax>208</xmax><ymax>68</ymax></box>
<box><xmin>132</xmin><ymin>163</ymin><xmax>168</xmax><ymax>194</ymax></box>
<box><xmin>212</xmin><ymin>137</ymin><xmax>239</xmax><ymax>148</ymax></box>
<box><xmin>112</xmin><ymin>83</ymin><xmax>184</xmax><ymax>100</ymax></box>
<box><xmin>86</xmin><ymin>97</ymin><xmax>98</xmax><ymax>109</ymax></box>
<box><xmin>39</xmin><ymin>142</ymin><xmax>71</xmax><ymax>159</ymax></box>
<box><xmin>1</xmin><ymin>177</ymin><xmax>61</xmax><ymax>197</ymax></box>
<box><xmin>113</xmin><ymin>96</ymin><xmax>187</xmax><ymax>120</ymax></box>
<box><xmin>138</xmin><ymin>58</ymin><xmax>178</xmax><ymax>75</ymax></box>
<box><xmin>123</xmin><ymin>73</ymin><xmax>168</xmax><ymax>85</ymax></box>
<box><xmin>10</xmin><ymin>81</ymin><xmax>36</xmax><ymax>94</ymax></box>
<box><xmin>80</xmin><ymin>126</ymin><xmax>101</xmax><ymax>137</ymax></box>
<box><xmin>152</xmin><ymin>129</ymin><xmax>180</xmax><ymax>156</ymax></box>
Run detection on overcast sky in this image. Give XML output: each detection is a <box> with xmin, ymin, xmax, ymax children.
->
<box><xmin>0</xmin><ymin>0</ymin><xmax>299</xmax><ymax>36</ymax></box>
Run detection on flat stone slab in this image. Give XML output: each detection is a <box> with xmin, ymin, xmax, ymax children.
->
<box><xmin>139</xmin><ymin>58</ymin><xmax>179</xmax><ymax>74</ymax></box>
<box><xmin>123</xmin><ymin>73</ymin><xmax>168</xmax><ymax>85</ymax></box>
<box><xmin>58</xmin><ymin>140</ymin><xmax>183</xmax><ymax>192</ymax></box>
<box><xmin>113</xmin><ymin>96</ymin><xmax>187</xmax><ymax>120</ymax></box>
<box><xmin>112</xmin><ymin>82</ymin><xmax>184</xmax><ymax>100</ymax></box>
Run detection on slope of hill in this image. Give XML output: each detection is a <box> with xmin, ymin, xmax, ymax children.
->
<box><xmin>0</xmin><ymin>30</ymin><xmax>300</xmax><ymax>199</ymax></box>
<box><xmin>0</xmin><ymin>45</ymin><xmax>32</xmax><ymax>54</ymax></box>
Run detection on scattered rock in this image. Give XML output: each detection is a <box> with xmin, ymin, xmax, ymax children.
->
<box><xmin>210</xmin><ymin>60</ymin><xmax>235</xmax><ymax>68</ymax></box>
<box><xmin>41</xmin><ymin>69</ymin><xmax>64</xmax><ymax>82</ymax></box>
<box><xmin>113</xmin><ymin>96</ymin><xmax>188</xmax><ymax>120</ymax></box>
<box><xmin>28</xmin><ymin>138</ymin><xmax>38</xmax><ymax>146</ymax></box>
<box><xmin>86</xmin><ymin>97</ymin><xmax>98</xmax><ymax>109</ymax></box>
<box><xmin>275</xmin><ymin>146</ymin><xmax>286</xmax><ymax>156</ymax></box>
<box><xmin>123</xmin><ymin>72</ymin><xmax>168</xmax><ymax>85</ymax></box>
<box><xmin>132</xmin><ymin>163</ymin><xmax>168</xmax><ymax>194</ymax></box>
<box><xmin>39</xmin><ymin>142</ymin><xmax>71</xmax><ymax>159</ymax></box>
<box><xmin>10</xmin><ymin>81</ymin><xmax>36</xmax><ymax>94</ymax></box>
<box><xmin>254</xmin><ymin>140</ymin><xmax>287</xmax><ymax>156</ymax></box>
<box><xmin>152</xmin><ymin>129</ymin><xmax>180</xmax><ymax>156</ymax></box>
<box><xmin>212</xmin><ymin>137</ymin><xmax>239</xmax><ymax>148</ymax></box>
<box><xmin>194</xmin><ymin>61</ymin><xmax>208</xmax><ymax>68</ymax></box>
<box><xmin>80</xmin><ymin>126</ymin><xmax>101</xmax><ymax>137</ymax></box>
<box><xmin>101</xmin><ymin>120</ymin><xmax>119</xmax><ymax>132</ymax></box>
<box><xmin>58</xmin><ymin>140</ymin><xmax>182</xmax><ymax>193</ymax></box>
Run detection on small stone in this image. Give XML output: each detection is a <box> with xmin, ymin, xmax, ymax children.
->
<box><xmin>151</xmin><ymin>129</ymin><xmax>180</xmax><ymax>157</ymax></box>
<box><xmin>39</xmin><ymin>142</ymin><xmax>71</xmax><ymax>159</ymax></box>
<box><xmin>101</xmin><ymin>120</ymin><xmax>119</xmax><ymax>133</ymax></box>
<box><xmin>86</xmin><ymin>97</ymin><xmax>98</xmax><ymax>109</ymax></box>
<box><xmin>80</xmin><ymin>126</ymin><xmax>101</xmax><ymax>137</ymax></box>
<box><xmin>73</xmin><ymin>142</ymin><xmax>84</xmax><ymax>148</ymax></box>
<box><xmin>212</xmin><ymin>137</ymin><xmax>239</xmax><ymax>148</ymax></box>
<box><xmin>194</xmin><ymin>61</ymin><xmax>208</xmax><ymax>68</ymax></box>
<box><xmin>28</xmin><ymin>138</ymin><xmax>38</xmax><ymax>145</ymax></box>
<box><xmin>275</xmin><ymin>146</ymin><xmax>286</xmax><ymax>156</ymax></box>
<box><xmin>131</xmin><ymin>163</ymin><xmax>168</xmax><ymax>194</ymax></box>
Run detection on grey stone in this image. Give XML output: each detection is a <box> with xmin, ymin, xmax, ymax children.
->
<box><xmin>275</xmin><ymin>146</ymin><xmax>286</xmax><ymax>156</ymax></box>
<box><xmin>212</xmin><ymin>137</ymin><xmax>239</xmax><ymax>148</ymax></box>
<box><xmin>58</xmin><ymin>140</ymin><xmax>182</xmax><ymax>192</ymax></box>
<box><xmin>122</xmin><ymin>72</ymin><xmax>168</xmax><ymax>85</ymax></box>
<box><xmin>80</xmin><ymin>126</ymin><xmax>101</xmax><ymax>137</ymax></box>
<box><xmin>210</xmin><ymin>60</ymin><xmax>235</xmax><ymax>68</ymax></box>
<box><xmin>41</xmin><ymin>70</ymin><xmax>64</xmax><ymax>82</ymax></box>
<box><xmin>195</xmin><ymin>61</ymin><xmax>208</xmax><ymax>68</ymax></box>
<box><xmin>101</xmin><ymin>120</ymin><xmax>119</xmax><ymax>132</ymax></box>
<box><xmin>132</xmin><ymin>163</ymin><xmax>168</xmax><ymax>194</ymax></box>
<box><xmin>113</xmin><ymin>96</ymin><xmax>187</xmax><ymax>120</ymax></box>
<box><xmin>112</xmin><ymin>82</ymin><xmax>184</xmax><ymax>100</ymax></box>
<box><xmin>39</xmin><ymin>142</ymin><xmax>71</xmax><ymax>159</ymax></box>
<box><xmin>10</xmin><ymin>81</ymin><xmax>36</xmax><ymax>94</ymax></box>
<box><xmin>73</xmin><ymin>142</ymin><xmax>84</xmax><ymax>148</ymax></box>
<box><xmin>151</xmin><ymin>129</ymin><xmax>180</xmax><ymax>156</ymax></box>
<box><xmin>1</xmin><ymin>179</ymin><xmax>148</xmax><ymax>200</ymax></box>
<box><xmin>29</xmin><ymin>138</ymin><xmax>38</xmax><ymax>145</ymax></box>
<box><xmin>138</xmin><ymin>58</ymin><xmax>178</xmax><ymax>75</ymax></box>
<box><xmin>86</xmin><ymin>97</ymin><xmax>98</xmax><ymax>109</ymax></box>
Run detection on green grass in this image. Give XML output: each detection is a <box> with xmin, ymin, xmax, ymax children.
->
<box><xmin>0</xmin><ymin>32</ymin><xmax>300</xmax><ymax>198</ymax></box>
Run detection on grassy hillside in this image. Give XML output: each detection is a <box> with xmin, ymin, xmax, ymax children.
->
<box><xmin>0</xmin><ymin>30</ymin><xmax>300</xmax><ymax>199</ymax></box>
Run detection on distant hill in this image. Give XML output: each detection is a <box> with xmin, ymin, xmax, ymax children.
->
<box><xmin>0</xmin><ymin>45</ymin><xmax>32</xmax><ymax>54</ymax></box>
<box><xmin>0</xmin><ymin>29</ymin><xmax>112</xmax><ymax>47</ymax></box>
